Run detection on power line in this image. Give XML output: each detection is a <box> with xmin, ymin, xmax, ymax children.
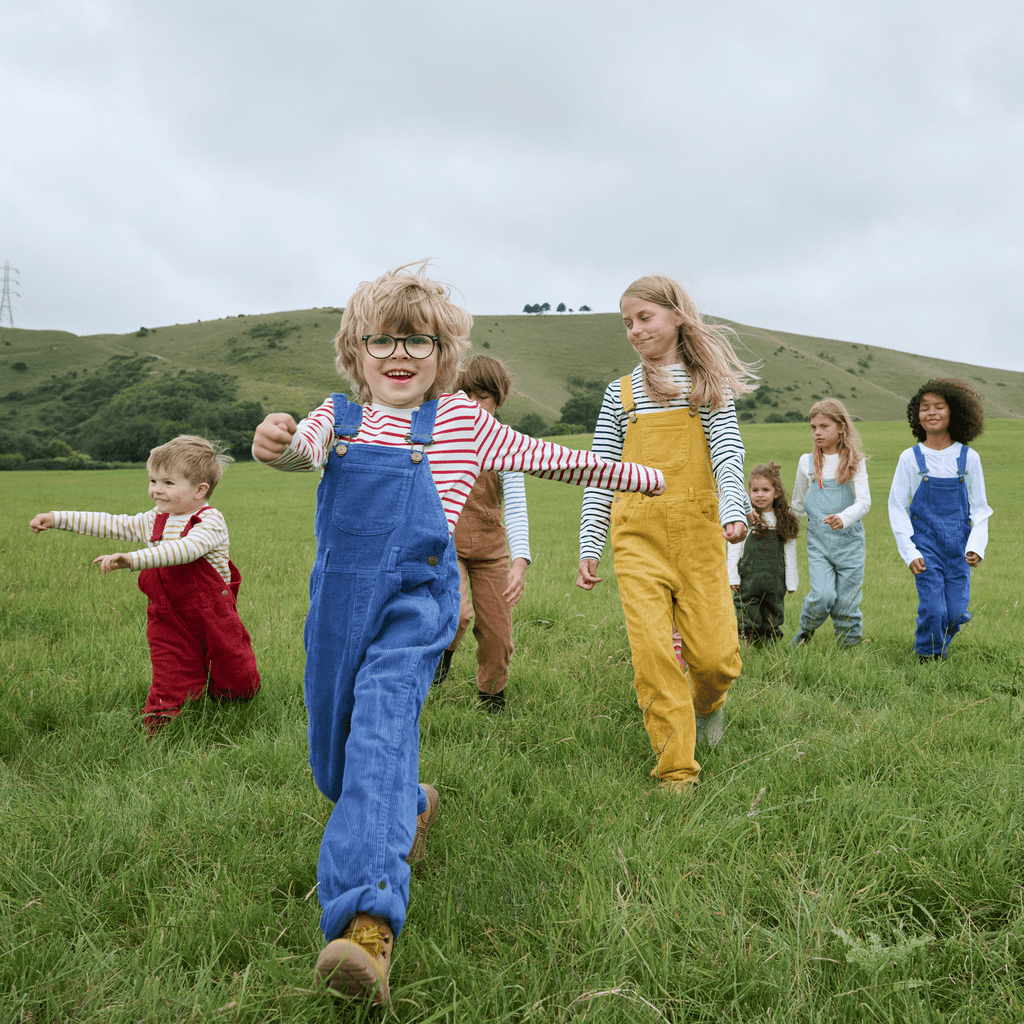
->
<box><xmin>0</xmin><ymin>261</ymin><xmax>19</xmax><ymax>328</ymax></box>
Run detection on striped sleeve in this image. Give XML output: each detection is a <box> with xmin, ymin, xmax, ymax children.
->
<box><xmin>258</xmin><ymin>400</ymin><xmax>337</xmax><ymax>472</ymax></box>
<box><xmin>499</xmin><ymin>471</ymin><xmax>531</xmax><ymax>563</ymax></box>
<box><xmin>53</xmin><ymin>509</ymin><xmax>155</xmax><ymax>541</ymax></box>
<box><xmin>579</xmin><ymin>379</ymin><xmax>626</xmax><ymax>561</ymax></box>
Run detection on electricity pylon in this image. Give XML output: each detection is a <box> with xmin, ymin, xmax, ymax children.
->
<box><xmin>0</xmin><ymin>262</ymin><xmax>19</xmax><ymax>328</ymax></box>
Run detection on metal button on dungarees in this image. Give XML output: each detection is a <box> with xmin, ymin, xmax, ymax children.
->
<box><xmin>427</xmin><ymin>556</ymin><xmax>438</xmax><ymax>566</ymax></box>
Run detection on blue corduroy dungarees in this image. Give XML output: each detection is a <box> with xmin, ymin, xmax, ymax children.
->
<box><xmin>798</xmin><ymin>457</ymin><xmax>866</xmax><ymax>645</ymax></box>
<box><xmin>909</xmin><ymin>443</ymin><xmax>972</xmax><ymax>658</ymax></box>
<box><xmin>303</xmin><ymin>394</ymin><xmax>459</xmax><ymax>942</ymax></box>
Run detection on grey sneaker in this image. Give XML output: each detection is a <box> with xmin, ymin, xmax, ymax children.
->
<box><xmin>695</xmin><ymin>706</ymin><xmax>725</xmax><ymax>748</ymax></box>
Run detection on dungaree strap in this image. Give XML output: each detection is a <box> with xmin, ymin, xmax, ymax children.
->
<box><xmin>619</xmin><ymin>376</ymin><xmax>637</xmax><ymax>422</ymax></box>
<box><xmin>149</xmin><ymin>506</ymin><xmax>211</xmax><ymax>542</ymax></box>
<box><xmin>150</xmin><ymin>513</ymin><xmax>170</xmax><ymax>542</ymax></box>
<box><xmin>331</xmin><ymin>392</ymin><xmax>364</xmax><ymax>457</ymax></box>
<box><xmin>912</xmin><ymin>444</ymin><xmax>928</xmax><ymax>475</ymax></box>
<box><xmin>956</xmin><ymin>443</ymin><xmax>969</xmax><ymax>477</ymax></box>
<box><xmin>406</xmin><ymin>399</ymin><xmax>438</xmax><ymax>464</ymax></box>
<box><xmin>181</xmin><ymin>506</ymin><xmax>211</xmax><ymax>537</ymax></box>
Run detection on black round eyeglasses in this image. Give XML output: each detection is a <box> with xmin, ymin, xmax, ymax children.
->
<box><xmin>362</xmin><ymin>334</ymin><xmax>438</xmax><ymax>359</ymax></box>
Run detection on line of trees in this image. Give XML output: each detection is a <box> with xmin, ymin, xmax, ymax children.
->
<box><xmin>522</xmin><ymin>303</ymin><xmax>591</xmax><ymax>314</ymax></box>
<box><xmin>0</xmin><ymin>355</ymin><xmax>268</xmax><ymax>469</ymax></box>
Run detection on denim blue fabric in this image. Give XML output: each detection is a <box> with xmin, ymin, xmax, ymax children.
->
<box><xmin>798</xmin><ymin>470</ymin><xmax>866</xmax><ymax>643</ymax></box>
<box><xmin>909</xmin><ymin>444</ymin><xmax>972</xmax><ymax>658</ymax></box>
<box><xmin>304</xmin><ymin>394</ymin><xmax>459</xmax><ymax>942</ymax></box>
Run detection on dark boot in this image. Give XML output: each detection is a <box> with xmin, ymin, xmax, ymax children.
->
<box><xmin>431</xmin><ymin>649</ymin><xmax>454</xmax><ymax>685</ymax></box>
<box><xmin>478</xmin><ymin>690</ymin><xmax>506</xmax><ymax>714</ymax></box>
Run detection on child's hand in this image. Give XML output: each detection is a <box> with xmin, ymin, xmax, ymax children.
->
<box><xmin>30</xmin><ymin>513</ymin><xmax>55</xmax><ymax>533</ymax></box>
<box><xmin>504</xmin><ymin>558</ymin><xmax>528</xmax><ymax>606</ymax></box>
<box><xmin>93</xmin><ymin>553</ymin><xmax>132</xmax><ymax>574</ymax></box>
<box><xmin>253</xmin><ymin>413</ymin><xmax>298</xmax><ymax>462</ymax></box>
<box><xmin>577</xmin><ymin>558</ymin><xmax>603</xmax><ymax>591</ymax></box>
<box><xmin>648</xmin><ymin>480</ymin><xmax>666</xmax><ymax>496</ymax></box>
<box><xmin>822</xmin><ymin>514</ymin><xmax>845</xmax><ymax>530</ymax></box>
<box><xmin>966</xmin><ymin>551</ymin><xmax>981</xmax><ymax>567</ymax></box>
<box><xmin>787</xmin><ymin>589</ymin><xmax>795</xmax><ymax>595</ymax></box>
<box><xmin>722</xmin><ymin>521</ymin><xmax>747</xmax><ymax>543</ymax></box>
<box><xmin>730</xmin><ymin>584</ymin><xmax>739</xmax><ymax>592</ymax></box>
<box><xmin>909</xmin><ymin>557</ymin><xmax>926</xmax><ymax>575</ymax></box>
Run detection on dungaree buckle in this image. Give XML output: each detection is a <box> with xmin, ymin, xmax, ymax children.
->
<box><xmin>334</xmin><ymin>439</ymin><xmax>349</xmax><ymax>458</ymax></box>
<box><xmin>405</xmin><ymin>431</ymin><xmax>433</xmax><ymax>464</ymax></box>
<box><xmin>628</xmin><ymin>412</ymin><xmax>638</xmax><ymax>424</ymax></box>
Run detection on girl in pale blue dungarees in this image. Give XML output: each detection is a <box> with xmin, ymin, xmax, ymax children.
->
<box><xmin>790</xmin><ymin>399</ymin><xmax>871</xmax><ymax>647</ymax></box>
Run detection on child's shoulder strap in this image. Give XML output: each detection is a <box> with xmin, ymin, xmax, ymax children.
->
<box><xmin>619</xmin><ymin>375</ymin><xmax>635</xmax><ymax>416</ymax></box>
<box><xmin>956</xmin><ymin>442</ymin><xmax>969</xmax><ymax>475</ymax></box>
<box><xmin>912</xmin><ymin>444</ymin><xmax>928</xmax><ymax>474</ymax></box>
<box><xmin>181</xmin><ymin>506</ymin><xmax>213</xmax><ymax>537</ymax></box>
<box><xmin>331</xmin><ymin>393</ymin><xmax>363</xmax><ymax>437</ymax></box>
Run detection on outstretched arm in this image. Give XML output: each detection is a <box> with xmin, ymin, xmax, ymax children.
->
<box><xmin>253</xmin><ymin>413</ymin><xmax>298</xmax><ymax>462</ymax></box>
<box><xmin>30</xmin><ymin>513</ymin><xmax>55</xmax><ymax>533</ymax></box>
<box><xmin>94</xmin><ymin>553</ymin><xmax>133</xmax><ymax>574</ymax></box>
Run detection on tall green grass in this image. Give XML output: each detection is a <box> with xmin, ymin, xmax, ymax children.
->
<box><xmin>2</xmin><ymin>422</ymin><xmax>1022</xmax><ymax>1021</ymax></box>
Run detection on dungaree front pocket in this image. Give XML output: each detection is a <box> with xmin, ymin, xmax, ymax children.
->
<box><xmin>642</xmin><ymin>423</ymin><xmax>690</xmax><ymax>470</ymax></box>
<box><xmin>329</xmin><ymin>464</ymin><xmax>415</xmax><ymax>536</ymax></box>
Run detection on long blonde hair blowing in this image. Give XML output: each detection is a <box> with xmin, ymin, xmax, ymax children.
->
<box><xmin>334</xmin><ymin>260</ymin><xmax>473</xmax><ymax>405</ymax></box>
<box><xmin>808</xmin><ymin>398</ymin><xmax>867</xmax><ymax>485</ymax></box>
<box><xmin>620</xmin><ymin>275</ymin><xmax>758</xmax><ymax>410</ymax></box>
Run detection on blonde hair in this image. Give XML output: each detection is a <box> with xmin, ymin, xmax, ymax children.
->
<box><xmin>334</xmin><ymin>260</ymin><xmax>473</xmax><ymax>404</ymax></box>
<box><xmin>148</xmin><ymin>435</ymin><xmax>234</xmax><ymax>496</ymax></box>
<box><xmin>620</xmin><ymin>275</ymin><xmax>758</xmax><ymax>410</ymax></box>
<box><xmin>808</xmin><ymin>399</ymin><xmax>867</xmax><ymax>485</ymax></box>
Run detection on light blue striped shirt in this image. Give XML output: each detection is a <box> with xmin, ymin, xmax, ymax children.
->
<box><xmin>499</xmin><ymin>470</ymin><xmax>531</xmax><ymax>563</ymax></box>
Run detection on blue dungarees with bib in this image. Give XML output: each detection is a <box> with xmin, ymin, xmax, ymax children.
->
<box><xmin>303</xmin><ymin>394</ymin><xmax>459</xmax><ymax>942</ymax></box>
<box><xmin>909</xmin><ymin>443</ymin><xmax>971</xmax><ymax>658</ymax></box>
<box><xmin>798</xmin><ymin>456</ymin><xmax>866</xmax><ymax>645</ymax></box>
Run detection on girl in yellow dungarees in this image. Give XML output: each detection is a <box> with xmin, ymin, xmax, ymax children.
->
<box><xmin>577</xmin><ymin>275</ymin><xmax>757</xmax><ymax>793</ymax></box>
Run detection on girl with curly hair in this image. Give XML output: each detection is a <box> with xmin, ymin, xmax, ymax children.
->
<box><xmin>887</xmin><ymin>378</ymin><xmax>993</xmax><ymax>661</ymax></box>
<box><xmin>790</xmin><ymin>399</ymin><xmax>871</xmax><ymax>647</ymax></box>
<box><xmin>728</xmin><ymin>462</ymin><xmax>801</xmax><ymax>643</ymax></box>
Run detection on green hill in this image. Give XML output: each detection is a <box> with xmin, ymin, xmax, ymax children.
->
<box><xmin>2</xmin><ymin>309</ymin><xmax>1022</xmax><ymax>438</ymax></box>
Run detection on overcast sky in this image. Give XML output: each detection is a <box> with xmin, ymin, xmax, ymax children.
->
<box><xmin>3</xmin><ymin>0</ymin><xmax>1022</xmax><ymax>371</ymax></box>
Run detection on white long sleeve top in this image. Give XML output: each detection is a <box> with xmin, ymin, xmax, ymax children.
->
<box><xmin>497</xmin><ymin>471</ymin><xmax>531</xmax><ymax>563</ymax></box>
<box><xmin>726</xmin><ymin>510</ymin><xmax>799</xmax><ymax>591</ymax></box>
<box><xmin>50</xmin><ymin>507</ymin><xmax>232</xmax><ymax>583</ymax></box>
<box><xmin>887</xmin><ymin>442</ymin><xmax>992</xmax><ymax>565</ymax></box>
<box><xmin>791</xmin><ymin>453</ymin><xmax>871</xmax><ymax>528</ymax></box>
<box><xmin>579</xmin><ymin>364</ymin><xmax>748</xmax><ymax>561</ymax></box>
<box><xmin>259</xmin><ymin>392</ymin><xmax>664</xmax><ymax>533</ymax></box>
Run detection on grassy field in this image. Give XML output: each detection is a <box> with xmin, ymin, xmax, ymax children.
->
<box><xmin>2</xmin><ymin>420</ymin><xmax>1023</xmax><ymax>1022</ymax></box>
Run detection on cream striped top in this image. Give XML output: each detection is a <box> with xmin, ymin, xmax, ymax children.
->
<box><xmin>51</xmin><ymin>508</ymin><xmax>232</xmax><ymax>583</ymax></box>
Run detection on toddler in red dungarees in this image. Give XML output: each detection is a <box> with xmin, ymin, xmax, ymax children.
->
<box><xmin>29</xmin><ymin>435</ymin><xmax>261</xmax><ymax>731</ymax></box>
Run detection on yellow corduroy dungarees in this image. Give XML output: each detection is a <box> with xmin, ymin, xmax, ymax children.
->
<box><xmin>611</xmin><ymin>377</ymin><xmax>742</xmax><ymax>784</ymax></box>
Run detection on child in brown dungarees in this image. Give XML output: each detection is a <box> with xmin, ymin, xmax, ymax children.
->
<box><xmin>432</xmin><ymin>356</ymin><xmax>530</xmax><ymax>713</ymax></box>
